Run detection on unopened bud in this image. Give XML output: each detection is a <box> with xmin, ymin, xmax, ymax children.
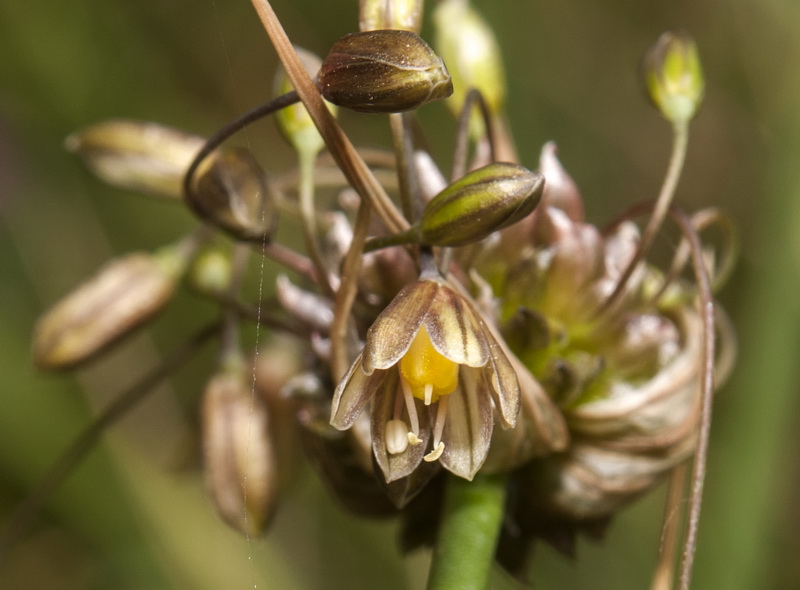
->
<box><xmin>359</xmin><ymin>0</ymin><xmax>424</xmax><ymax>33</ymax></box>
<box><xmin>33</xmin><ymin>249</ymin><xmax>185</xmax><ymax>369</ymax></box>
<box><xmin>275</xmin><ymin>48</ymin><xmax>334</xmax><ymax>156</ymax></box>
<box><xmin>318</xmin><ymin>30</ymin><xmax>453</xmax><ymax>113</ymax></box>
<box><xmin>188</xmin><ymin>147</ymin><xmax>276</xmax><ymax>241</ymax></box>
<box><xmin>643</xmin><ymin>31</ymin><xmax>704</xmax><ymax>124</ymax></box>
<box><xmin>418</xmin><ymin>162</ymin><xmax>544</xmax><ymax>247</ymax></box>
<box><xmin>189</xmin><ymin>249</ymin><xmax>232</xmax><ymax>295</ymax></box>
<box><xmin>65</xmin><ymin>120</ymin><xmax>204</xmax><ymax>199</ymax></box>
<box><xmin>434</xmin><ymin>0</ymin><xmax>506</xmax><ymax>121</ymax></box>
<box><xmin>202</xmin><ymin>365</ymin><xmax>278</xmax><ymax>536</ymax></box>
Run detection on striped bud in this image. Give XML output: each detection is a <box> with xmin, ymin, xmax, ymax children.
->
<box><xmin>33</xmin><ymin>248</ymin><xmax>186</xmax><ymax>369</ymax></box>
<box><xmin>65</xmin><ymin>120</ymin><xmax>204</xmax><ymax>199</ymax></box>
<box><xmin>202</xmin><ymin>364</ymin><xmax>278</xmax><ymax>536</ymax></box>
<box><xmin>418</xmin><ymin>162</ymin><xmax>544</xmax><ymax>247</ymax></box>
<box><xmin>318</xmin><ymin>30</ymin><xmax>453</xmax><ymax>113</ymax></box>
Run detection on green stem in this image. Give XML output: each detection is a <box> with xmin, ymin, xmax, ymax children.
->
<box><xmin>426</xmin><ymin>473</ymin><xmax>507</xmax><ymax>590</ymax></box>
<box><xmin>600</xmin><ymin>120</ymin><xmax>689</xmax><ymax>314</ymax></box>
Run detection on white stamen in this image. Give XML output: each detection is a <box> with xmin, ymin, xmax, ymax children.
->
<box><xmin>400</xmin><ymin>379</ymin><xmax>421</xmax><ymax>438</ymax></box>
<box><xmin>386</xmin><ymin>419</ymin><xmax>409</xmax><ymax>455</ymax></box>
<box><xmin>424</xmin><ymin>441</ymin><xmax>445</xmax><ymax>462</ymax></box>
<box><xmin>432</xmin><ymin>395</ymin><xmax>449</xmax><ymax>449</ymax></box>
<box><xmin>424</xmin><ymin>383</ymin><xmax>433</xmax><ymax>406</ymax></box>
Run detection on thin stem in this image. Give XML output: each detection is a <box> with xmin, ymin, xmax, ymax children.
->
<box><xmin>450</xmin><ymin>89</ymin><xmax>496</xmax><ymax>182</ymax></box>
<box><xmin>363</xmin><ymin>228</ymin><xmax>418</xmax><ymax>253</ymax></box>
<box><xmin>249</xmin><ymin>0</ymin><xmax>409</xmax><ymax>235</ymax></box>
<box><xmin>330</xmin><ymin>201</ymin><xmax>371</xmax><ymax>381</ymax></box>
<box><xmin>202</xmin><ymin>292</ymin><xmax>306</xmax><ymax>336</ymax></box>
<box><xmin>219</xmin><ymin>244</ymin><xmax>250</xmax><ymax>363</ymax></box>
<box><xmin>601</xmin><ymin>121</ymin><xmax>689</xmax><ymax>313</ymax></box>
<box><xmin>426</xmin><ymin>473</ymin><xmax>507</xmax><ymax>590</ymax></box>
<box><xmin>672</xmin><ymin>208</ymin><xmax>716</xmax><ymax>590</ymax></box>
<box><xmin>0</xmin><ymin>322</ymin><xmax>220</xmax><ymax>564</ymax></box>
<box><xmin>297</xmin><ymin>150</ymin><xmax>335</xmax><ymax>297</ymax></box>
<box><xmin>390</xmin><ymin>112</ymin><xmax>418</xmax><ymax>223</ymax></box>
<box><xmin>651</xmin><ymin>462</ymin><xmax>689</xmax><ymax>590</ymax></box>
<box><xmin>260</xmin><ymin>241</ymin><xmax>318</xmax><ymax>281</ymax></box>
<box><xmin>183</xmin><ymin>91</ymin><xmax>300</xmax><ymax>207</ymax></box>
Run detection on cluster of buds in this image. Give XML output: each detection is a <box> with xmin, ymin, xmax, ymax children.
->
<box><xmin>30</xmin><ymin>0</ymin><xmax>733</xmax><ymax>584</ymax></box>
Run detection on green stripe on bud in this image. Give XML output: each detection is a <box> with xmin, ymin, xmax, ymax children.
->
<box><xmin>318</xmin><ymin>30</ymin><xmax>453</xmax><ymax>114</ymax></box>
<box><xmin>419</xmin><ymin>162</ymin><xmax>544</xmax><ymax>247</ymax></box>
<box><xmin>643</xmin><ymin>31</ymin><xmax>705</xmax><ymax>124</ymax></box>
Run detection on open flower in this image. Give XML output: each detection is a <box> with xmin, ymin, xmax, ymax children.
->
<box><xmin>330</xmin><ymin>275</ymin><xmax>520</xmax><ymax>481</ymax></box>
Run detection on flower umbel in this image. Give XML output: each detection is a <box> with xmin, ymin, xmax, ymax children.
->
<box><xmin>330</xmin><ymin>274</ymin><xmax>520</xmax><ymax>482</ymax></box>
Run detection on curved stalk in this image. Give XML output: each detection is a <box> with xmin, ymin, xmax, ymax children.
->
<box><xmin>602</xmin><ymin>121</ymin><xmax>689</xmax><ymax>313</ymax></box>
<box><xmin>0</xmin><ymin>322</ymin><xmax>220</xmax><ymax>564</ymax></box>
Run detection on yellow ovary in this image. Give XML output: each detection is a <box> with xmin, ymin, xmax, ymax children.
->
<box><xmin>399</xmin><ymin>324</ymin><xmax>459</xmax><ymax>405</ymax></box>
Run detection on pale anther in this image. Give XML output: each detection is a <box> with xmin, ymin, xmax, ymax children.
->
<box><xmin>386</xmin><ymin>419</ymin><xmax>410</xmax><ymax>454</ymax></box>
<box><xmin>424</xmin><ymin>441</ymin><xmax>445</xmax><ymax>462</ymax></box>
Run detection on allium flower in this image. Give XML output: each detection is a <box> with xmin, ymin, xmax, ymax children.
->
<box><xmin>330</xmin><ymin>272</ymin><xmax>520</xmax><ymax>481</ymax></box>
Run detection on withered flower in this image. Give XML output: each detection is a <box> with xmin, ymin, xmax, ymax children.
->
<box><xmin>330</xmin><ymin>272</ymin><xmax>520</xmax><ymax>482</ymax></box>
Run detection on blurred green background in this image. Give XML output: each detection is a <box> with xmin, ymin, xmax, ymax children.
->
<box><xmin>1</xmin><ymin>0</ymin><xmax>798</xmax><ymax>588</ymax></box>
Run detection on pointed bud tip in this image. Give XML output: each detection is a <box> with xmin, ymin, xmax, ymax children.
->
<box><xmin>643</xmin><ymin>31</ymin><xmax>704</xmax><ymax>124</ymax></box>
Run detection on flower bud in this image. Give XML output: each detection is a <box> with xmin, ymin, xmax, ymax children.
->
<box><xmin>418</xmin><ymin>162</ymin><xmax>544</xmax><ymax>247</ymax></box>
<box><xmin>65</xmin><ymin>120</ymin><xmax>204</xmax><ymax>199</ymax></box>
<box><xmin>318</xmin><ymin>30</ymin><xmax>453</xmax><ymax>113</ymax></box>
<box><xmin>434</xmin><ymin>0</ymin><xmax>506</xmax><ymax>119</ymax></box>
<box><xmin>202</xmin><ymin>364</ymin><xmax>278</xmax><ymax>536</ymax></box>
<box><xmin>359</xmin><ymin>0</ymin><xmax>424</xmax><ymax>33</ymax></box>
<box><xmin>274</xmin><ymin>48</ymin><xmax>335</xmax><ymax>156</ymax></box>
<box><xmin>33</xmin><ymin>248</ymin><xmax>185</xmax><ymax>369</ymax></box>
<box><xmin>188</xmin><ymin>147</ymin><xmax>276</xmax><ymax>241</ymax></box>
<box><xmin>643</xmin><ymin>31</ymin><xmax>704</xmax><ymax>124</ymax></box>
<box><xmin>188</xmin><ymin>249</ymin><xmax>232</xmax><ymax>295</ymax></box>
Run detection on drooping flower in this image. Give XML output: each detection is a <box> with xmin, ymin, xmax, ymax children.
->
<box><xmin>330</xmin><ymin>273</ymin><xmax>520</xmax><ymax>481</ymax></box>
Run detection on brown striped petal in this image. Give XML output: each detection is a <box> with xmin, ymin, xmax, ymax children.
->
<box><xmin>439</xmin><ymin>368</ymin><xmax>494</xmax><ymax>480</ymax></box>
<box><xmin>330</xmin><ymin>355</ymin><xmax>385</xmax><ymax>429</ymax></box>
<box><xmin>371</xmin><ymin>370</ymin><xmax>431</xmax><ymax>483</ymax></box>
